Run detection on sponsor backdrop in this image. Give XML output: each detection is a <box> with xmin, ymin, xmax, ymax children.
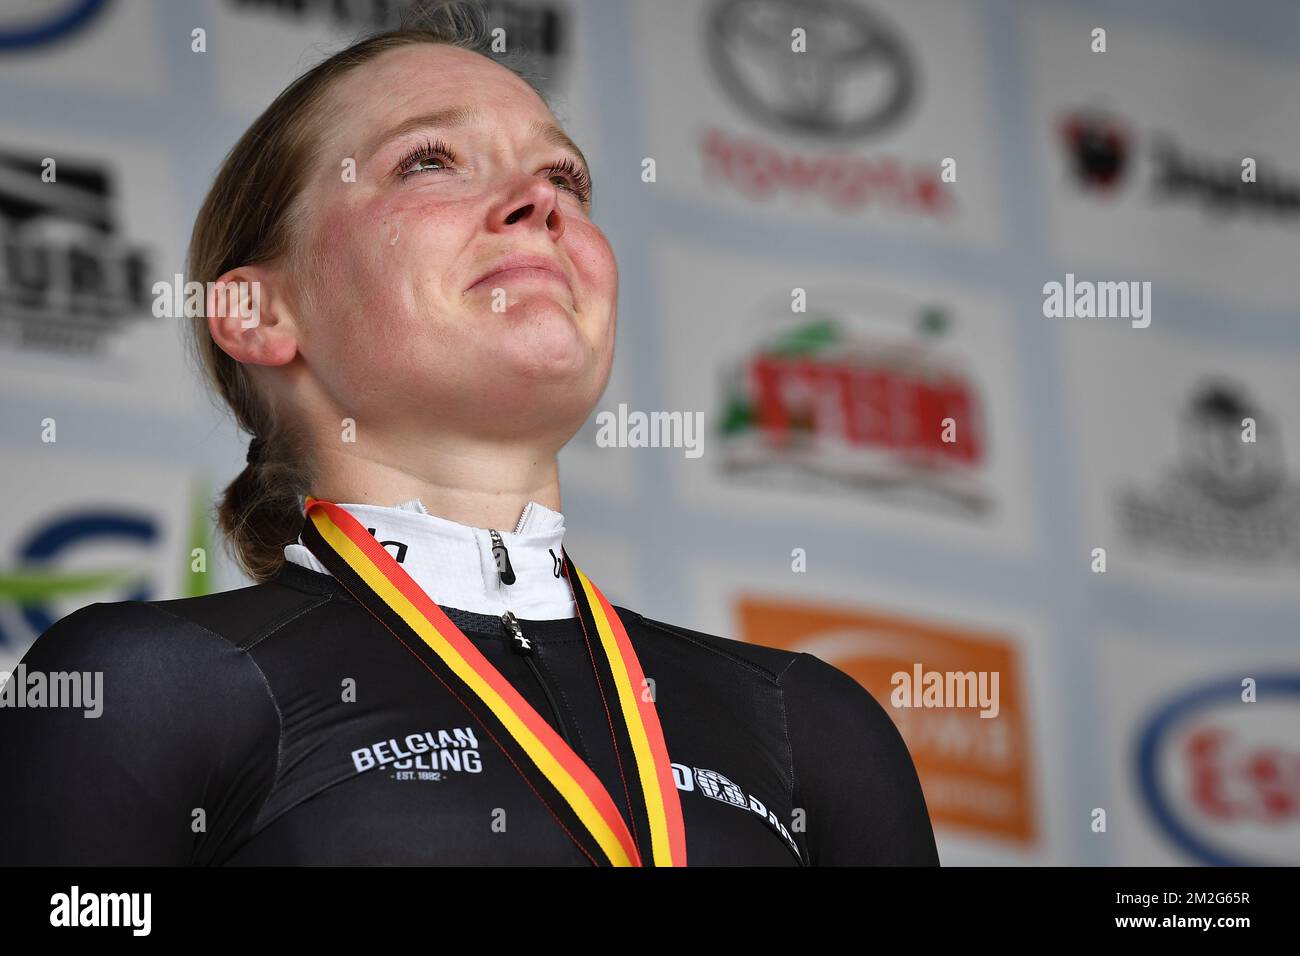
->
<box><xmin>1</xmin><ymin>0</ymin><xmax>1297</xmax><ymax>866</ymax></box>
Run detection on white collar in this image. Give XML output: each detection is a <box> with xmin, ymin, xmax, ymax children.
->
<box><xmin>282</xmin><ymin>497</ymin><xmax>575</xmax><ymax>619</ymax></box>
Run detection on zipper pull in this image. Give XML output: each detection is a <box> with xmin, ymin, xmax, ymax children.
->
<box><xmin>489</xmin><ymin>529</ymin><xmax>516</xmax><ymax>585</ymax></box>
<box><xmin>501</xmin><ymin>610</ymin><xmax>532</xmax><ymax>655</ymax></box>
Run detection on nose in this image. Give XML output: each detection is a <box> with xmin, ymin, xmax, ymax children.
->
<box><xmin>492</xmin><ymin>175</ymin><xmax>566</xmax><ymax>241</ymax></box>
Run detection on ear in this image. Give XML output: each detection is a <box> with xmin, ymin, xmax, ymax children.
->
<box><xmin>206</xmin><ymin>263</ymin><xmax>299</xmax><ymax>367</ymax></box>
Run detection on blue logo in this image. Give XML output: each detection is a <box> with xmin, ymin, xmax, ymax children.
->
<box><xmin>0</xmin><ymin>510</ymin><xmax>158</xmax><ymax>647</ymax></box>
<box><xmin>0</xmin><ymin>0</ymin><xmax>109</xmax><ymax>52</ymax></box>
<box><xmin>1136</xmin><ymin>673</ymin><xmax>1300</xmax><ymax>866</ymax></box>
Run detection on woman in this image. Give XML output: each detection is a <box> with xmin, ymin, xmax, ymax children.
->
<box><xmin>0</xmin><ymin>2</ymin><xmax>938</xmax><ymax>866</ymax></box>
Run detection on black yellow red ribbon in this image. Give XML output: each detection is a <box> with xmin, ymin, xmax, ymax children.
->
<box><xmin>299</xmin><ymin>496</ymin><xmax>687</xmax><ymax>866</ymax></box>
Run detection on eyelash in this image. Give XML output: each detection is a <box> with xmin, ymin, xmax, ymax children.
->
<box><xmin>393</xmin><ymin>137</ymin><xmax>593</xmax><ymax>204</ymax></box>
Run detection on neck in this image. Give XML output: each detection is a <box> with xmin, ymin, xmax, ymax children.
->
<box><xmin>309</xmin><ymin>437</ymin><xmax>562</xmax><ymax>531</ymax></box>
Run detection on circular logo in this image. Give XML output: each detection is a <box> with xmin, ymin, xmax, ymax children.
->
<box><xmin>706</xmin><ymin>0</ymin><xmax>916</xmax><ymax>140</ymax></box>
<box><xmin>1137</xmin><ymin>673</ymin><xmax>1300</xmax><ymax>866</ymax></box>
<box><xmin>0</xmin><ymin>0</ymin><xmax>108</xmax><ymax>52</ymax></box>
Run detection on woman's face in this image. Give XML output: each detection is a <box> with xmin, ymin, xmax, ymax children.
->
<box><xmin>284</xmin><ymin>44</ymin><xmax>618</xmax><ymax>447</ymax></box>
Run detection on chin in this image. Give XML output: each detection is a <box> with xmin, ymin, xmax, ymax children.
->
<box><xmin>497</xmin><ymin>329</ymin><xmax>595</xmax><ymax>381</ymax></box>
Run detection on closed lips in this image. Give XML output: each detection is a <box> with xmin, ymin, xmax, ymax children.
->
<box><xmin>470</xmin><ymin>255</ymin><xmax>569</xmax><ymax>290</ymax></box>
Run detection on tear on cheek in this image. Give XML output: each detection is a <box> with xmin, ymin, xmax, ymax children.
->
<box><xmin>371</xmin><ymin>203</ymin><xmax>421</xmax><ymax>251</ymax></box>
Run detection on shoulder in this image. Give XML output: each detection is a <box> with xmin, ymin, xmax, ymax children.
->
<box><xmin>615</xmin><ymin>607</ymin><xmax>893</xmax><ymax>726</ymax></box>
<box><xmin>20</xmin><ymin>571</ymin><xmax>331</xmax><ymax>674</ymax></box>
<box><xmin>146</xmin><ymin>573</ymin><xmax>336</xmax><ymax>649</ymax></box>
<box><xmin>20</xmin><ymin>599</ymin><xmax>222</xmax><ymax>670</ymax></box>
<box><xmin>780</xmin><ymin>650</ymin><xmax>911</xmax><ymax>764</ymax></box>
<box><xmin>7</xmin><ymin>595</ymin><xmax>283</xmax><ymax>759</ymax></box>
<box><xmin>622</xmin><ymin>609</ymin><xmax>882</xmax><ymax>708</ymax></box>
<box><xmin>622</xmin><ymin>608</ymin><xmax>803</xmax><ymax>684</ymax></box>
<box><xmin>780</xmin><ymin>650</ymin><xmax>892</xmax><ymax>722</ymax></box>
<box><xmin>1</xmin><ymin>596</ymin><xmax>285</xmax><ymax>864</ymax></box>
<box><xmin>780</xmin><ymin>650</ymin><xmax>925</xmax><ymax>801</ymax></box>
<box><xmin>11</xmin><ymin>593</ymin><xmax>286</xmax><ymax>767</ymax></box>
<box><xmin>780</xmin><ymin>652</ymin><xmax>939</xmax><ymax>864</ymax></box>
<box><xmin>14</xmin><ymin>601</ymin><xmax>239</xmax><ymax>709</ymax></box>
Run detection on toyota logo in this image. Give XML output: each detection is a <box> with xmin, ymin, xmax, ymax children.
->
<box><xmin>706</xmin><ymin>0</ymin><xmax>917</xmax><ymax>140</ymax></box>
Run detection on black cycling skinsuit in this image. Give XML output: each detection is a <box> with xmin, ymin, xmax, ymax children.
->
<box><xmin>0</xmin><ymin>561</ymin><xmax>940</xmax><ymax>866</ymax></box>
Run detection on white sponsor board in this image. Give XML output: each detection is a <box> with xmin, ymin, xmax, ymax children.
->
<box><xmin>0</xmin><ymin>0</ymin><xmax>163</xmax><ymax>95</ymax></box>
<box><xmin>1026</xmin><ymin>6</ymin><xmax>1300</xmax><ymax>309</ymax></box>
<box><xmin>1099</xmin><ymin>631</ymin><xmax>1300</xmax><ymax>866</ymax></box>
<box><xmin>1061</xmin><ymin>323</ymin><xmax>1300</xmax><ymax>599</ymax></box>
<box><xmin>632</xmin><ymin>0</ymin><xmax>1003</xmax><ymax>242</ymax></box>
<box><xmin>0</xmin><ymin>451</ymin><xmax>196</xmax><ymax>656</ymax></box>
<box><xmin>653</xmin><ymin>237</ymin><xmax>1035</xmax><ymax>550</ymax></box>
<box><xmin>0</xmin><ymin>125</ymin><xmax>196</xmax><ymax>413</ymax></box>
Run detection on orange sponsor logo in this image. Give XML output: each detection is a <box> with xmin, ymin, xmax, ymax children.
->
<box><xmin>738</xmin><ymin>597</ymin><xmax>1037</xmax><ymax>844</ymax></box>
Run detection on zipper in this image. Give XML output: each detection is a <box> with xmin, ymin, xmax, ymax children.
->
<box><xmin>488</xmin><ymin>529</ymin><xmax>516</xmax><ymax>585</ymax></box>
<box><xmin>513</xmin><ymin>501</ymin><xmax>534</xmax><ymax>535</ymax></box>
<box><xmin>502</xmin><ymin>610</ymin><xmax>579</xmax><ymax>752</ymax></box>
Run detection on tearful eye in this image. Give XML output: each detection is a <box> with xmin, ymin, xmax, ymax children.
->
<box><xmin>390</xmin><ymin>136</ymin><xmax>593</xmax><ymax>207</ymax></box>
<box><xmin>394</xmin><ymin>138</ymin><xmax>458</xmax><ymax>180</ymax></box>
<box><xmin>544</xmin><ymin>157</ymin><xmax>593</xmax><ymax>206</ymax></box>
<box><xmin>408</xmin><ymin>156</ymin><xmax>446</xmax><ymax>175</ymax></box>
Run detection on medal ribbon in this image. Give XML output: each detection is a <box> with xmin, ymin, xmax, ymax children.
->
<box><xmin>298</xmin><ymin>496</ymin><xmax>687</xmax><ymax>866</ymax></box>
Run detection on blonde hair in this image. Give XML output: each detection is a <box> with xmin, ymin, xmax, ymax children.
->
<box><xmin>185</xmin><ymin>0</ymin><xmax>543</xmax><ymax>583</ymax></box>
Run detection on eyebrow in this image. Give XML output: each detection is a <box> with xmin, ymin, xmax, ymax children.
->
<box><xmin>363</xmin><ymin>105</ymin><xmax>590</xmax><ymax>176</ymax></box>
